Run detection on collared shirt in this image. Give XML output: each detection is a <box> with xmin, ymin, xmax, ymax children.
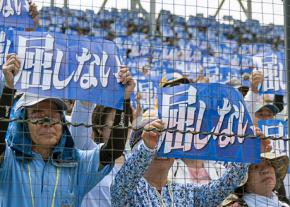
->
<box><xmin>111</xmin><ymin>143</ymin><xmax>249</xmax><ymax>207</ymax></box>
<box><xmin>169</xmin><ymin>159</ymin><xmax>226</xmax><ymax>185</ymax></box>
<box><xmin>244</xmin><ymin>193</ymin><xmax>290</xmax><ymax>207</ymax></box>
<box><xmin>0</xmin><ymin>145</ymin><xmax>112</xmax><ymax>207</ymax></box>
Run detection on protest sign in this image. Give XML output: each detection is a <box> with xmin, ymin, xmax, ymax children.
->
<box><xmin>133</xmin><ymin>76</ymin><xmax>157</xmax><ymax>111</ymax></box>
<box><xmin>253</xmin><ymin>52</ymin><xmax>286</xmax><ymax>95</ymax></box>
<box><xmin>0</xmin><ymin>0</ymin><xmax>34</xmax><ymax>28</ymax></box>
<box><xmin>174</xmin><ymin>60</ymin><xmax>203</xmax><ymax>80</ymax></box>
<box><xmin>258</xmin><ymin>119</ymin><xmax>288</xmax><ymax>154</ymax></box>
<box><xmin>0</xmin><ymin>27</ymin><xmax>13</xmax><ymax>67</ymax></box>
<box><xmin>205</xmin><ymin>66</ymin><xmax>241</xmax><ymax>85</ymax></box>
<box><xmin>0</xmin><ymin>31</ymin><xmax>124</xmax><ymax>109</ymax></box>
<box><xmin>157</xmin><ymin>83</ymin><xmax>260</xmax><ymax>163</ymax></box>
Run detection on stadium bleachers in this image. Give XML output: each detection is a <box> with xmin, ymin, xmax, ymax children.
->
<box><xmin>38</xmin><ymin>6</ymin><xmax>285</xmax><ymax>88</ymax></box>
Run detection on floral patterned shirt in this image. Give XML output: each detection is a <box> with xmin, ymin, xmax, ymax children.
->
<box><xmin>111</xmin><ymin>143</ymin><xmax>249</xmax><ymax>207</ymax></box>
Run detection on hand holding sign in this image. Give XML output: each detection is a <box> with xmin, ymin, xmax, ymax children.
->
<box><xmin>3</xmin><ymin>53</ymin><xmax>20</xmax><ymax>89</ymax></box>
<box><xmin>142</xmin><ymin>119</ymin><xmax>164</xmax><ymax>150</ymax></box>
<box><xmin>250</xmin><ymin>70</ymin><xmax>263</xmax><ymax>93</ymax></box>
<box><xmin>118</xmin><ymin>66</ymin><xmax>136</xmax><ymax>100</ymax></box>
<box><xmin>6</xmin><ymin>31</ymin><xmax>125</xmax><ymax>109</ymax></box>
<box><xmin>258</xmin><ymin>119</ymin><xmax>288</xmax><ymax>154</ymax></box>
<box><xmin>255</xmin><ymin>127</ymin><xmax>272</xmax><ymax>153</ymax></box>
<box><xmin>253</xmin><ymin>52</ymin><xmax>286</xmax><ymax>95</ymax></box>
<box><xmin>158</xmin><ymin>83</ymin><xmax>260</xmax><ymax>163</ymax></box>
<box><xmin>28</xmin><ymin>1</ymin><xmax>38</xmax><ymax>20</ymax></box>
<box><xmin>25</xmin><ymin>1</ymin><xmax>39</xmax><ymax>31</ymax></box>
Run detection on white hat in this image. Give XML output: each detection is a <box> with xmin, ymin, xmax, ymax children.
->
<box><xmin>254</xmin><ymin>101</ymin><xmax>279</xmax><ymax>115</ymax></box>
<box><xmin>15</xmin><ymin>93</ymin><xmax>67</xmax><ymax>111</ymax></box>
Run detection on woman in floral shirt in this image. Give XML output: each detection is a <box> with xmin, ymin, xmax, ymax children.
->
<box><xmin>111</xmin><ymin>119</ymin><xmax>254</xmax><ymax>207</ymax></box>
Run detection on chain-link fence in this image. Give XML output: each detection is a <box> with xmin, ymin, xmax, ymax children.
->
<box><xmin>0</xmin><ymin>0</ymin><xmax>288</xmax><ymax>206</ymax></box>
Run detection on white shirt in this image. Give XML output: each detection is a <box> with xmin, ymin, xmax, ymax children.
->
<box><xmin>81</xmin><ymin>166</ymin><xmax>121</xmax><ymax>207</ymax></box>
<box><xmin>244</xmin><ymin>193</ymin><xmax>290</xmax><ymax>207</ymax></box>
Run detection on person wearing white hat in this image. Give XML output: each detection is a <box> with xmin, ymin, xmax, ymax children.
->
<box><xmin>243</xmin><ymin>70</ymin><xmax>288</xmax><ymax>205</ymax></box>
<box><xmin>244</xmin><ymin>70</ymin><xmax>282</xmax><ymax>125</ymax></box>
<box><xmin>0</xmin><ymin>54</ymin><xmax>130</xmax><ymax>207</ymax></box>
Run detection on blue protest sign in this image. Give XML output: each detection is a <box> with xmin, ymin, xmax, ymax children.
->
<box><xmin>253</xmin><ymin>52</ymin><xmax>286</xmax><ymax>95</ymax></box>
<box><xmin>157</xmin><ymin>83</ymin><xmax>260</xmax><ymax>163</ymax></box>
<box><xmin>258</xmin><ymin>119</ymin><xmax>288</xmax><ymax>154</ymax></box>
<box><xmin>202</xmin><ymin>55</ymin><xmax>217</xmax><ymax>68</ymax></box>
<box><xmin>0</xmin><ymin>0</ymin><xmax>34</xmax><ymax>28</ymax></box>
<box><xmin>204</xmin><ymin>66</ymin><xmax>241</xmax><ymax>85</ymax></box>
<box><xmin>219</xmin><ymin>66</ymin><xmax>241</xmax><ymax>85</ymax></box>
<box><xmin>133</xmin><ymin>76</ymin><xmax>157</xmax><ymax>111</ymax></box>
<box><xmin>240</xmin><ymin>54</ymin><xmax>254</xmax><ymax>75</ymax></box>
<box><xmin>174</xmin><ymin>60</ymin><xmax>203</xmax><ymax>79</ymax></box>
<box><xmin>0</xmin><ymin>27</ymin><xmax>14</xmax><ymax>67</ymax></box>
<box><xmin>191</xmin><ymin>47</ymin><xmax>202</xmax><ymax>63</ymax></box>
<box><xmin>3</xmin><ymin>31</ymin><xmax>124</xmax><ymax>109</ymax></box>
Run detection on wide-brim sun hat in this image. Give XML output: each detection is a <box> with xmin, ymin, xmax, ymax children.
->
<box><xmin>238</xmin><ymin>152</ymin><xmax>289</xmax><ymax>190</ymax></box>
<box><xmin>221</xmin><ymin>152</ymin><xmax>289</xmax><ymax>206</ymax></box>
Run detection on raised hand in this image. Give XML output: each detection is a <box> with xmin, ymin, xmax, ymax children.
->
<box><xmin>141</xmin><ymin>119</ymin><xmax>164</xmax><ymax>150</ymax></box>
<box><xmin>255</xmin><ymin>127</ymin><xmax>272</xmax><ymax>153</ymax></box>
<box><xmin>3</xmin><ymin>54</ymin><xmax>21</xmax><ymax>89</ymax></box>
<box><xmin>118</xmin><ymin>66</ymin><xmax>136</xmax><ymax>100</ymax></box>
<box><xmin>250</xmin><ymin>70</ymin><xmax>263</xmax><ymax>93</ymax></box>
<box><xmin>25</xmin><ymin>1</ymin><xmax>39</xmax><ymax>31</ymax></box>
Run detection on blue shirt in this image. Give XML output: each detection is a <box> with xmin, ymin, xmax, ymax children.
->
<box><xmin>0</xmin><ymin>145</ymin><xmax>112</xmax><ymax>207</ymax></box>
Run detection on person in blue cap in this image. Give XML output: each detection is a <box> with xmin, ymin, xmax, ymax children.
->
<box><xmin>0</xmin><ymin>54</ymin><xmax>130</xmax><ymax>207</ymax></box>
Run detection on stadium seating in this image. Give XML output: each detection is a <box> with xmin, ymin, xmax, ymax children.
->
<box><xmin>38</xmin><ymin>6</ymin><xmax>285</xmax><ymax>86</ymax></box>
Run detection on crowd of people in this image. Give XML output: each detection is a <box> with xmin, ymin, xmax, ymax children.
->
<box><xmin>0</xmin><ymin>1</ymin><xmax>289</xmax><ymax>207</ymax></box>
<box><xmin>0</xmin><ymin>53</ymin><xmax>286</xmax><ymax>207</ymax></box>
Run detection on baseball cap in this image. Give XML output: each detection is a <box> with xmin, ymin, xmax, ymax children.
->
<box><xmin>15</xmin><ymin>93</ymin><xmax>67</xmax><ymax>111</ymax></box>
<box><xmin>254</xmin><ymin>101</ymin><xmax>280</xmax><ymax>115</ymax></box>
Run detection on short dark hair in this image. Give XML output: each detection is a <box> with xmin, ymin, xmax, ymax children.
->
<box><xmin>92</xmin><ymin>105</ymin><xmax>114</xmax><ymax>143</ymax></box>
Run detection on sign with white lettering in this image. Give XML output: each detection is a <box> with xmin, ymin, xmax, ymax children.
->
<box><xmin>205</xmin><ymin>66</ymin><xmax>241</xmax><ymax>84</ymax></box>
<box><xmin>157</xmin><ymin>83</ymin><xmax>260</xmax><ymax>163</ymax></box>
<box><xmin>0</xmin><ymin>0</ymin><xmax>34</xmax><ymax>28</ymax></box>
<box><xmin>259</xmin><ymin>119</ymin><xmax>288</xmax><ymax>154</ymax></box>
<box><xmin>133</xmin><ymin>76</ymin><xmax>157</xmax><ymax>111</ymax></box>
<box><xmin>2</xmin><ymin>31</ymin><xmax>124</xmax><ymax>109</ymax></box>
<box><xmin>0</xmin><ymin>27</ymin><xmax>13</xmax><ymax>67</ymax></box>
<box><xmin>253</xmin><ymin>52</ymin><xmax>286</xmax><ymax>95</ymax></box>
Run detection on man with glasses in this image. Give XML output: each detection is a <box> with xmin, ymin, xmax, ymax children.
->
<box><xmin>0</xmin><ymin>54</ymin><xmax>131</xmax><ymax>207</ymax></box>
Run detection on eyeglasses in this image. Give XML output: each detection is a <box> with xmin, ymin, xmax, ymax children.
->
<box><xmin>27</xmin><ymin>110</ymin><xmax>62</xmax><ymax>124</ymax></box>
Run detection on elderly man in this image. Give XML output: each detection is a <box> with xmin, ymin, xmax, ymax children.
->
<box><xmin>0</xmin><ymin>54</ymin><xmax>132</xmax><ymax>206</ymax></box>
